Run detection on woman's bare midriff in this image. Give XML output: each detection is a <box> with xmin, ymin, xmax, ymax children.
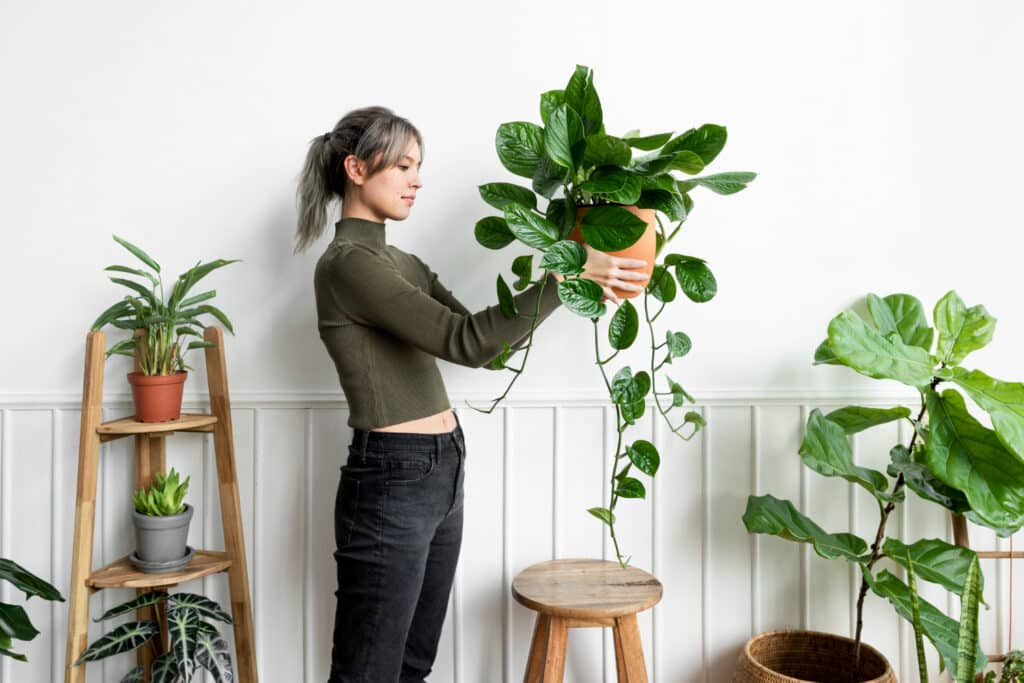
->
<box><xmin>370</xmin><ymin>408</ymin><xmax>457</xmax><ymax>434</ymax></box>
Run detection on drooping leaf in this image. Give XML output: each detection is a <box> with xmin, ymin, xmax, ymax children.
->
<box><xmin>0</xmin><ymin>559</ymin><xmax>63</xmax><ymax>601</ymax></box>
<box><xmin>557</xmin><ymin>279</ymin><xmax>605</xmax><ymax>318</ymax></box>
<box><xmin>94</xmin><ymin>590</ymin><xmax>169</xmax><ymax>622</ymax></box>
<box><xmin>743</xmin><ymin>494</ymin><xmax>868</xmax><ymax>562</ymax></box>
<box><xmin>608</xmin><ymin>300</ymin><xmax>639</xmax><ymax>350</ymax></box>
<box><xmin>587</xmin><ymin>507</ymin><xmax>615</xmax><ymax>526</ymax></box>
<box><xmin>661</xmin><ymin>124</ymin><xmax>728</xmax><ymax>165</ymax></box>
<box><xmin>685</xmin><ymin>171</ymin><xmax>757</xmax><ymax>195</ymax></box>
<box><xmin>539</xmin><ymin>241</ymin><xmax>586</xmax><ymax>276</ymax></box>
<box><xmin>827</xmin><ymin>310</ymin><xmax>934</xmax><ymax>387</ymax></box>
<box><xmin>71</xmin><ymin>621</ymin><xmax>159</xmax><ymax>665</ymax></box>
<box><xmin>503</xmin><ymin>204</ymin><xmax>560</xmax><ymax>250</ymax></box>
<box><xmin>646</xmin><ymin>265</ymin><xmax>677</xmax><ymax>303</ymax></box>
<box><xmin>622</xmin><ymin>131</ymin><xmax>673</xmax><ymax>151</ymax></box>
<box><xmin>474</xmin><ymin>216</ymin><xmax>516</xmax><ymax>250</ymax></box>
<box><xmin>888</xmin><ymin>444</ymin><xmax>970</xmax><ymax>514</ymax></box>
<box><xmin>626</xmin><ymin>440</ymin><xmax>660</xmax><ymax>477</ymax></box>
<box><xmin>616</xmin><ymin>477</ymin><xmax>646</xmax><ymax>499</ymax></box>
<box><xmin>934</xmin><ymin>290</ymin><xmax>997</xmax><ymax>366</ymax></box>
<box><xmin>194</xmin><ymin>629</ymin><xmax>234</xmax><ymax>683</ymax></box>
<box><xmin>883</xmin><ymin>538</ymin><xmax>983</xmax><ymax>601</ymax></box>
<box><xmin>495</xmin><ymin>121</ymin><xmax>544</xmax><ymax>178</ymax></box>
<box><xmin>799</xmin><ymin>409</ymin><xmax>889</xmax><ymax>498</ymax></box>
<box><xmin>952</xmin><ymin>367</ymin><xmax>1024</xmax><ymax>462</ymax></box>
<box><xmin>579</xmin><ymin>206</ymin><xmax>648</xmax><ymax>251</ymax></box>
<box><xmin>670</xmin><ymin>256</ymin><xmax>717</xmax><ymax>303</ymax></box>
<box><xmin>479</xmin><ymin>183</ymin><xmax>537</xmax><ymax>211</ymax></box>
<box><xmin>824</xmin><ymin>405</ymin><xmax>911</xmax><ymax>434</ymax></box>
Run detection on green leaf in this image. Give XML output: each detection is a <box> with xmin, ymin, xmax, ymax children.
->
<box><xmin>867</xmin><ymin>570</ymin><xmax>986</xmax><ymax>678</ymax></box>
<box><xmin>474</xmin><ymin>216</ymin><xmax>516</xmax><ymax>250</ymax></box>
<box><xmin>151</xmin><ymin>652</ymin><xmax>178</xmax><ymax>683</ymax></box>
<box><xmin>669</xmin><ymin>380</ymin><xmax>688</xmax><ymax>407</ymax></box>
<box><xmin>812</xmin><ymin>339</ymin><xmax>841</xmax><ymax>366</ymax></box>
<box><xmin>544</xmin><ymin>104</ymin><xmax>585</xmax><ymax>171</ymax></box>
<box><xmin>951</xmin><ymin>367</ymin><xmax>1024</xmax><ymax>462</ymax></box>
<box><xmin>531</xmin><ymin>153</ymin><xmax>568</xmax><ymax>199</ymax></box>
<box><xmin>684</xmin><ymin>410</ymin><xmax>705</xmax><ymax>428</ymax></box>
<box><xmin>934</xmin><ymin>291</ymin><xmax>996</xmax><ymax>366</ymax></box>
<box><xmin>579</xmin><ymin>206</ymin><xmax>648</xmax><ymax>251</ymax></box>
<box><xmin>630</xmin><ymin>152</ymin><xmax>675</xmax><ymax>175</ymax></box>
<box><xmin>564</xmin><ymin>64</ymin><xmax>603</xmax><ymax>136</ymax></box>
<box><xmin>906</xmin><ymin>556</ymin><xmax>930</xmax><ymax>683</ymax></box>
<box><xmin>627</xmin><ymin>440</ymin><xmax>660</xmax><ymax>476</ymax></box>
<box><xmin>665</xmin><ymin>150</ymin><xmax>705</xmax><ymax>175</ymax></box>
<box><xmin>883</xmin><ymin>538</ymin><xmax>983</xmax><ymax>601</ymax></box>
<box><xmin>119</xmin><ymin>666</ymin><xmax>145</xmax><ymax>683</ymax></box>
<box><xmin>583</xmin><ymin>134</ymin><xmax>632</xmax><ymax>167</ymax></box>
<box><xmin>169</xmin><ymin>593</ymin><xmax>233</xmax><ymax>624</ymax></box>
<box><xmin>608</xmin><ymin>300</ymin><xmax>639</xmax><ymax>350</ymax></box>
<box><xmin>616</xmin><ymin>477</ymin><xmax>646</xmax><ymax>499</ymax></box>
<box><xmin>72</xmin><ymin>620</ymin><xmax>160</xmax><ymax>665</ymax></box>
<box><xmin>496</xmin><ymin>275</ymin><xmax>517</xmax><ymax>319</ymax></box>
<box><xmin>173</xmin><ymin>259</ymin><xmax>239</xmax><ymax>308</ymax></box>
<box><xmin>926</xmin><ymin>388</ymin><xmax>1024</xmax><ymax>532</ymax></box>
<box><xmin>511</xmin><ymin>254</ymin><xmax>533</xmax><ymax>290</ymax></box>
<box><xmin>867</xmin><ymin>293</ymin><xmax>934</xmax><ymax>351</ymax></box>
<box><xmin>622</xmin><ymin>131</ymin><xmax>673</xmax><ymax>151</ymax></box>
<box><xmin>956</xmin><ymin>556</ymin><xmax>982</xmax><ymax>682</ymax></box>
<box><xmin>94</xmin><ymin>591</ymin><xmax>169</xmax><ymax>622</ymax></box>
<box><xmin>168</xmin><ymin>606</ymin><xmax>199</xmax><ymax>682</ymax></box>
<box><xmin>686</xmin><ymin>172</ymin><xmax>757</xmax><ymax>195</ymax></box>
<box><xmin>0</xmin><ymin>558</ymin><xmax>64</xmax><ymax>601</ymax></box>
<box><xmin>0</xmin><ymin>603</ymin><xmax>39</xmax><ymax>641</ymax></box>
<box><xmin>636</xmin><ymin>190</ymin><xmax>686</xmax><ymax>222</ymax></box>
<box><xmin>479</xmin><ymin>183</ymin><xmax>537</xmax><ymax>211</ymax></box>
<box><xmin>646</xmin><ymin>265</ymin><xmax>677</xmax><ymax>303</ymax></box>
<box><xmin>672</xmin><ymin>257</ymin><xmax>717</xmax><ymax>303</ymax></box>
<box><xmin>194</xmin><ymin>304</ymin><xmax>234</xmax><ymax>334</ymax></box>
<box><xmin>109</xmin><ymin>277</ymin><xmax>156</xmax><ymax>305</ymax></box>
<box><xmin>824</xmin><ymin>405</ymin><xmax>911</xmax><ymax>434</ymax></box>
<box><xmin>557</xmin><ymin>279</ymin><xmax>605</xmax><ymax>318</ymax></box>
<box><xmin>611</xmin><ymin>367</ymin><xmax>651</xmax><ymax>406</ymax></box>
<box><xmin>661</xmin><ymin>124</ymin><xmax>728</xmax><ymax>165</ymax></box>
<box><xmin>112</xmin><ymin>235</ymin><xmax>161</xmax><ymax>273</ymax></box>
<box><xmin>743</xmin><ymin>494</ymin><xmax>868</xmax><ymax>562</ymax></box>
<box><xmin>588</xmin><ymin>506</ymin><xmax>615</xmax><ymax>526</ymax></box>
<box><xmin>580</xmin><ymin>168</ymin><xmax>642</xmax><ymax>205</ymax></box>
<box><xmin>888</xmin><ymin>444</ymin><xmax>970</xmax><ymax>514</ymax></box>
<box><xmin>539</xmin><ymin>89</ymin><xmax>565</xmax><ymax>126</ymax></box>
<box><xmin>90</xmin><ymin>300</ymin><xmax>133</xmax><ymax>331</ymax></box>
<box><xmin>495</xmin><ymin>121</ymin><xmax>544</xmax><ymax>178</ymax></box>
<box><xmin>539</xmin><ymin>240</ymin><xmax>586</xmax><ymax>276</ymax></box>
<box><xmin>799</xmin><ymin>409</ymin><xmax>889</xmax><ymax>497</ymax></box>
<box><xmin>666</xmin><ymin>331</ymin><xmax>692</xmax><ymax>359</ymax></box>
<box><xmin>104</xmin><ymin>264</ymin><xmax>159</xmax><ymax>287</ymax></box>
<box><xmin>503</xmin><ymin>204</ymin><xmax>560</xmax><ymax>250</ymax></box>
<box><xmin>827</xmin><ymin>310</ymin><xmax>935</xmax><ymax>387</ymax></box>
<box><xmin>195</xmin><ymin>629</ymin><xmax>234</xmax><ymax>683</ymax></box>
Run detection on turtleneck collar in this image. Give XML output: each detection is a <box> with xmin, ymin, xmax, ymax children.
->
<box><xmin>334</xmin><ymin>216</ymin><xmax>387</xmax><ymax>249</ymax></box>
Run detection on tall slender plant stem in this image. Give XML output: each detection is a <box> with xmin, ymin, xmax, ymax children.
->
<box><xmin>592</xmin><ymin>318</ymin><xmax>629</xmax><ymax>567</ymax></box>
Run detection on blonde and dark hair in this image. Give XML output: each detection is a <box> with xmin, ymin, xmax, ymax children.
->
<box><xmin>294</xmin><ymin>106</ymin><xmax>423</xmax><ymax>254</ymax></box>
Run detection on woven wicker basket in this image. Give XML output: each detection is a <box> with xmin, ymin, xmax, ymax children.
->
<box><xmin>733</xmin><ymin>629</ymin><xmax>896</xmax><ymax>682</ymax></box>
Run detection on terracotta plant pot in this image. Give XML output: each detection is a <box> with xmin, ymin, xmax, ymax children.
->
<box><xmin>567</xmin><ymin>205</ymin><xmax>657</xmax><ymax>300</ymax></box>
<box><xmin>733</xmin><ymin>630</ymin><xmax>895</xmax><ymax>683</ymax></box>
<box><xmin>127</xmin><ymin>370</ymin><xmax>187</xmax><ymax>423</ymax></box>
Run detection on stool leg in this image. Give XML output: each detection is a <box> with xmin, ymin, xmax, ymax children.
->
<box><xmin>613</xmin><ymin>622</ymin><xmax>627</xmax><ymax>681</ymax></box>
<box><xmin>524</xmin><ymin>614</ymin><xmax>550</xmax><ymax>683</ymax></box>
<box><xmin>613</xmin><ymin>614</ymin><xmax>648</xmax><ymax>683</ymax></box>
<box><xmin>541</xmin><ymin>617</ymin><xmax>568</xmax><ymax>683</ymax></box>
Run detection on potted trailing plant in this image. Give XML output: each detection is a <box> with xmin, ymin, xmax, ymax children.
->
<box><xmin>741</xmin><ymin>290</ymin><xmax>1024</xmax><ymax>681</ymax></box>
<box><xmin>0</xmin><ymin>557</ymin><xmax>64</xmax><ymax>662</ymax></box>
<box><xmin>71</xmin><ymin>590</ymin><xmax>233</xmax><ymax>682</ymax></box>
<box><xmin>131</xmin><ymin>468</ymin><xmax>194</xmax><ymax>573</ymax></box>
<box><xmin>470</xmin><ymin>63</ymin><xmax>755</xmax><ymax>566</ymax></box>
<box><xmin>90</xmin><ymin>235</ymin><xmax>238</xmax><ymax>422</ymax></box>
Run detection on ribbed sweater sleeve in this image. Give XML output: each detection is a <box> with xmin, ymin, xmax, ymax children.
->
<box><xmin>323</xmin><ymin>244</ymin><xmax>562</xmax><ymax>368</ymax></box>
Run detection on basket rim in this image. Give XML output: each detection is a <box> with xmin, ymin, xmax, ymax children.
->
<box><xmin>741</xmin><ymin>629</ymin><xmax>894</xmax><ymax>680</ymax></box>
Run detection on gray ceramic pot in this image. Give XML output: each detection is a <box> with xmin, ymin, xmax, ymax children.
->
<box><xmin>132</xmin><ymin>503</ymin><xmax>193</xmax><ymax>564</ymax></box>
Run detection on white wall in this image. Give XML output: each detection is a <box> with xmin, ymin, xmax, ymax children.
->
<box><xmin>2</xmin><ymin>1</ymin><xmax>1023</xmax><ymax>681</ymax></box>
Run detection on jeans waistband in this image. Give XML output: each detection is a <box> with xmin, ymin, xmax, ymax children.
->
<box><xmin>351</xmin><ymin>410</ymin><xmax>462</xmax><ymax>453</ymax></box>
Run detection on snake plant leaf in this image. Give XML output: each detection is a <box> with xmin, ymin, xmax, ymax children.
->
<box><xmin>119</xmin><ymin>666</ymin><xmax>144</xmax><ymax>683</ymax></box>
<box><xmin>661</xmin><ymin>124</ymin><xmax>728</xmax><ymax>165</ymax></box>
<box><xmin>866</xmin><ymin>569</ymin><xmax>986</xmax><ymax>677</ymax></box>
<box><xmin>682</xmin><ymin>172</ymin><xmax>757</xmax><ymax>195</ymax></box>
<box><xmin>557</xmin><ymin>278</ymin><xmax>605</xmax><ymax>318</ymax></box>
<box><xmin>94</xmin><ymin>591</ymin><xmax>169</xmax><ymax>622</ymax></box>
<box><xmin>616</xmin><ymin>477</ymin><xmax>646</xmax><ymax>499</ymax></box>
<box><xmin>564</xmin><ymin>64</ymin><xmax>603</xmax><ymax>137</ymax></box>
<box><xmin>925</xmin><ymin>388</ymin><xmax>1024</xmax><ymax>532</ymax></box>
<box><xmin>824</xmin><ymin>405</ymin><xmax>911</xmax><ymax>435</ymax></box>
<box><xmin>887</xmin><ymin>445</ymin><xmax>970</xmax><ymax>514</ymax></box>
<box><xmin>495</xmin><ymin>121</ymin><xmax>544</xmax><ymax>179</ymax></box>
<box><xmin>626</xmin><ymin>440</ymin><xmax>660</xmax><ymax>477</ymax></box>
<box><xmin>105</xmin><ymin>265</ymin><xmax>159</xmax><ymax>287</ymax></box>
<box><xmin>955</xmin><ymin>555</ymin><xmax>982</xmax><ymax>683</ymax></box>
<box><xmin>543</xmin><ymin>104</ymin><xmax>585</xmax><ymax>172</ymax></box>
<box><xmin>0</xmin><ymin>558</ymin><xmax>63</xmax><ymax>602</ymax></box>
<box><xmin>503</xmin><ymin>204</ymin><xmax>560</xmax><ymax>250</ymax></box>
<box><xmin>866</xmin><ymin>293</ymin><xmax>934</xmax><ymax>351</ymax></box>
<box><xmin>583</xmin><ymin>134</ymin><xmax>632</xmax><ymax>167</ymax></box>
<box><xmin>152</xmin><ymin>652</ymin><xmax>178</xmax><ymax>683</ymax></box>
<box><xmin>539</xmin><ymin>89</ymin><xmax>564</xmax><ymax>126</ymax></box>
<box><xmin>588</xmin><ymin>507</ymin><xmax>615</xmax><ymax>526</ymax></box>
<box><xmin>496</xmin><ymin>275</ymin><xmax>517</xmax><ymax>319</ymax></box>
<box><xmin>743</xmin><ymin>494</ymin><xmax>869</xmax><ymax>562</ymax></box>
<box><xmin>579</xmin><ymin>206</ymin><xmax>647</xmax><ymax>252</ymax></box>
<box><xmin>621</xmin><ymin>131</ymin><xmax>672</xmax><ymax>151</ymax></box>
<box><xmin>882</xmin><ymin>538</ymin><xmax>984</xmax><ymax>602</ymax></box>
<box><xmin>71</xmin><ymin>620</ymin><xmax>160</xmax><ymax>665</ymax></box>
<box><xmin>646</xmin><ymin>265</ymin><xmax>677</xmax><ymax>303</ymax></box>
<box><xmin>608</xmin><ymin>300</ymin><xmax>639</xmax><ymax>350</ymax></box>
<box><xmin>474</xmin><ymin>216</ymin><xmax>516</xmax><ymax>250</ymax></box>
<box><xmin>170</xmin><ymin>593</ymin><xmax>233</xmax><ymax>625</ymax></box>
<box><xmin>539</xmin><ymin>241</ymin><xmax>586</xmax><ymax>276</ymax></box>
<box><xmin>0</xmin><ymin>603</ymin><xmax>38</xmax><ymax>641</ymax></box>
<box><xmin>112</xmin><ymin>235</ymin><xmax>161</xmax><ymax>273</ymax></box>
<box><xmin>195</xmin><ymin>629</ymin><xmax>234</xmax><ymax>683</ymax></box>
<box><xmin>800</xmin><ymin>409</ymin><xmax>890</xmax><ymax>498</ymax></box>
<box><xmin>906</xmin><ymin>557</ymin><xmax>930</xmax><ymax>683</ymax></box>
<box><xmin>934</xmin><ymin>291</ymin><xmax>997</xmax><ymax>366</ymax></box>
<box><xmin>827</xmin><ymin>310</ymin><xmax>934</xmax><ymax>388</ymax></box>
<box><xmin>479</xmin><ymin>183</ymin><xmax>537</xmax><ymax>211</ymax></box>
<box><xmin>168</xmin><ymin>605</ymin><xmax>200</xmax><ymax>681</ymax></box>
<box><xmin>952</xmin><ymin>367</ymin><xmax>1024</xmax><ymax>462</ymax></box>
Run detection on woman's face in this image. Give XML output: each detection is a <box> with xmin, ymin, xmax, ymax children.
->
<box><xmin>344</xmin><ymin>138</ymin><xmax>423</xmax><ymax>223</ymax></box>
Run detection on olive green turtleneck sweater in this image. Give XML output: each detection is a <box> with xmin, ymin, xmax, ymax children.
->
<box><xmin>314</xmin><ymin>216</ymin><xmax>563</xmax><ymax>430</ymax></box>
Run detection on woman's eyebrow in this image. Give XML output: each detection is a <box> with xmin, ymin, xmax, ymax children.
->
<box><xmin>402</xmin><ymin>154</ymin><xmax>422</xmax><ymax>167</ymax></box>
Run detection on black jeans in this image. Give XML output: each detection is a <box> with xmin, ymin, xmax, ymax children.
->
<box><xmin>328</xmin><ymin>411</ymin><xmax>466</xmax><ymax>683</ymax></box>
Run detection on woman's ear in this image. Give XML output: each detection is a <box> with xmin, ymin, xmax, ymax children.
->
<box><xmin>343</xmin><ymin>154</ymin><xmax>366</xmax><ymax>186</ymax></box>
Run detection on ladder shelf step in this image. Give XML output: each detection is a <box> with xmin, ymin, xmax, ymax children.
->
<box><xmin>86</xmin><ymin>550</ymin><xmax>231</xmax><ymax>590</ymax></box>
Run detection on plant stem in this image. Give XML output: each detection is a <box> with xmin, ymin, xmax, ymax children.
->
<box><xmin>592</xmin><ymin>318</ymin><xmax>630</xmax><ymax>567</ymax></box>
<box><xmin>642</xmin><ymin>285</ymin><xmax>699</xmax><ymax>440</ymax></box>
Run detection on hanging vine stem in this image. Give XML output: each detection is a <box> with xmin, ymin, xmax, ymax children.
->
<box><xmin>592</xmin><ymin>317</ymin><xmax>630</xmax><ymax>567</ymax></box>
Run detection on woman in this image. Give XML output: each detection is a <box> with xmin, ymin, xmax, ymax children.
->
<box><xmin>295</xmin><ymin>106</ymin><xmax>648</xmax><ymax>683</ymax></box>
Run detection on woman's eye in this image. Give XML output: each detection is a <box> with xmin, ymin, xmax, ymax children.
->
<box><xmin>398</xmin><ymin>165</ymin><xmax>409</xmax><ymax>170</ymax></box>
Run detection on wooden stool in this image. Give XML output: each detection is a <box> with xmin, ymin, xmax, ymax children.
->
<box><xmin>512</xmin><ymin>558</ymin><xmax>662</xmax><ymax>682</ymax></box>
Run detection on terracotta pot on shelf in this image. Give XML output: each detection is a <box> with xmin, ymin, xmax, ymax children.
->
<box><xmin>126</xmin><ymin>370</ymin><xmax>187</xmax><ymax>422</ymax></box>
<box><xmin>567</xmin><ymin>205</ymin><xmax>657</xmax><ymax>300</ymax></box>
<box><xmin>732</xmin><ymin>630</ymin><xmax>896</xmax><ymax>683</ymax></box>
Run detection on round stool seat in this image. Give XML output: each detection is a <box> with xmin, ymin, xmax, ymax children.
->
<box><xmin>512</xmin><ymin>558</ymin><xmax>662</xmax><ymax>619</ymax></box>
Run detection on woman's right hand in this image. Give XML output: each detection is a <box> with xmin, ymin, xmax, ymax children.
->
<box><xmin>551</xmin><ymin>244</ymin><xmax>649</xmax><ymax>305</ymax></box>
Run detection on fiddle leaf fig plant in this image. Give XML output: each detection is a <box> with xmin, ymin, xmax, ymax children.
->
<box><xmin>744</xmin><ymin>290</ymin><xmax>1024</xmax><ymax>680</ymax></box>
<box><xmin>91</xmin><ymin>234</ymin><xmax>239</xmax><ymax>375</ymax></box>
<box><xmin>468</xmin><ymin>64</ymin><xmax>755</xmax><ymax>567</ymax></box>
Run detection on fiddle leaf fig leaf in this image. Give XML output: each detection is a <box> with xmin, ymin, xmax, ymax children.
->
<box><xmin>743</xmin><ymin>494</ymin><xmax>868</xmax><ymax>562</ymax></box>
<box><xmin>557</xmin><ymin>278</ymin><xmax>605</xmax><ymax>318</ymax></box>
<box><xmin>824</xmin><ymin>405</ymin><xmax>911</xmax><ymax>435</ymax></box>
<box><xmin>882</xmin><ymin>538</ymin><xmax>984</xmax><ymax>603</ymax></box>
<box><xmin>934</xmin><ymin>290</ymin><xmax>996</xmax><ymax>366</ymax></box>
<box><xmin>608</xmin><ymin>300</ymin><xmax>639</xmax><ymax>350</ymax></box>
<box><xmin>887</xmin><ymin>444</ymin><xmax>970</xmax><ymax>514</ymax></box>
<box><xmin>799</xmin><ymin>409</ymin><xmax>889</xmax><ymax>498</ymax></box>
<box><xmin>827</xmin><ymin>310</ymin><xmax>935</xmax><ymax>388</ymax></box>
<box><xmin>867</xmin><ymin>293</ymin><xmax>934</xmax><ymax>351</ymax></box>
<box><xmin>951</xmin><ymin>367</ymin><xmax>1024</xmax><ymax>462</ymax></box>
<box><xmin>813</xmin><ymin>339</ymin><xmax>841</xmax><ymax>366</ymax></box>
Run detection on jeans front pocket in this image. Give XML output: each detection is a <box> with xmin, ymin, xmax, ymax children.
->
<box><xmin>363</xmin><ymin>447</ymin><xmax>437</xmax><ymax>486</ymax></box>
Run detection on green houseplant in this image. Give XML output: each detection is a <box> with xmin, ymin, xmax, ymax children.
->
<box><xmin>470</xmin><ymin>64</ymin><xmax>755</xmax><ymax>567</ymax></box>
<box><xmin>71</xmin><ymin>590</ymin><xmax>233</xmax><ymax>682</ymax></box>
<box><xmin>742</xmin><ymin>290</ymin><xmax>1024</xmax><ymax>681</ymax></box>
<box><xmin>90</xmin><ymin>235</ymin><xmax>239</xmax><ymax>422</ymax></box>
<box><xmin>131</xmin><ymin>468</ymin><xmax>194</xmax><ymax>573</ymax></box>
<box><xmin>0</xmin><ymin>557</ymin><xmax>64</xmax><ymax>662</ymax></box>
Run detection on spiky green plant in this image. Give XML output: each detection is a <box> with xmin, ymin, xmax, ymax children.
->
<box><xmin>133</xmin><ymin>468</ymin><xmax>190</xmax><ymax>516</ymax></box>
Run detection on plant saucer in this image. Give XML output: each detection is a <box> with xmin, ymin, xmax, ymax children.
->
<box><xmin>130</xmin><ymin>545</ymin><xmax>194</xmax><ymax>574</ymax></box>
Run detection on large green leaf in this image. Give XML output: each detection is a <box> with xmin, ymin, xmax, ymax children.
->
<box><xmin>616</xmin><ymin>477</ymin><xmax>646</xmax><ymax>499</ymax></box>
<box><xmin>588</xmin><ymin>507</ymin><xmax>615</xmax><ymax>526</ymax></box>
<box><xmin>478</xmin><ymin>183</ymin><xmax>537</xmax><ymax>211</ymax></box>
<box><xmin>684</xmin><ymin>172</ymin><xmax>757</xmax><ymax>195</ymax></box>
<box><xmin>626</xmin><ymin>440</ymin><xmax>660</xmax><ymax>476</ymax></box>
<box><xmin>152</xmin><ymin>652</ymin><xmax>178</xmax><ymax>683</ymax></box>
<box><xmin>580</xmin><ymin>168</ymin><xmax>642</xmax><ymax>204</ymax></box>
<box><xmin>925</xmin><ymin>388</ymin><xmax>1024</xmax><ymax>532</ymax></box>
<box><xmin>544</xmin><ymin>104</ymin><xmax>585</xmax><ymax>171</ymax></box>
<box><xmin>557</xmin><ymin>279</ymin><xmax>605</xmax><ymax>318</ymax></box>
<box><xmin>666</xmin><ymin>331</ymin><xmax>692</xmax><ymax>359</ymax></box>
<box><xmin>608</xmin><ymin>299</ymin><xmax>639</xmax><ymax>350</ymax></box>
<box><xmin>882</xmin><ymin>538</ymin><xmax>983</xmax><ymax>600</ymax></box>
<box><xmin>0</xmin><ymin>558</ymin><xmax>63</xmax><ymax>601</ymax></box>
<box><xmin>94</xmin><ymin>590</ymin><xmax>168</xmax><ymax>622</ymax></box>
<box><xmin>532</xmin><ymin>152</ymin><xmax>568</xmax><ymax>199</ymax></box>
<box><xmin>867</xmin><ymin>293</ymin><xmax>934</xmax><ymax>350</ymax></box>
<box><xmin>934</xmin><ymin>290</ymin><xmax>996</xmax><ymax>366</ymax></box>
<box><xmin>583</xmin><ymin>134</ymin><xmax>632</xmax><ymax>167</ymax></box>
<box><xmin>888</xmin><ymin>444</ymin><xmax>970</xmax><ymax>514</ymax></box>
<box><xmin>496</xmin><ymin>275</ymin><xmax>517</xmax><ymax>318</ymax></box>
<box><xmin>646</xmin><ymin>265</ymin><xmax>677</xmax><ymax>303</ymax></box>
<box><xmin>195</xmin><ymin>629</ymin><xmax>234</xmax><ymax>683</ymax></box>
<box><xmin>743</xmin><ymin>494</ymin><xmax>868</xmax><ymax>562</ymax></box>
<box><xmin>611</xmin><ymin>367</ymin><xmax>651</xmax><ymax>406</ymax></box>
<box><xmin>636</xmin><ymin>189</ymin><xmax>687</xmax><ymax>222</ymax></box>
<box><xmin>495</xmin><ymin>121</ymin><xmax>544</xmax><ymax>178</ymax></box>
<box><xmin>72</xmin><ymin>621</ymin><xmax>159</xmax><ymax>665</ymax></box>
<box><xmin>579</xmin><ymin>206</ymin><xmax>647</xmax><ymax>251</ymax></box>
<box><xmin>812</xmin><ymin>339</ymin><xmax>841</xmax><ymax>366</ymax></box>
<box><xmin>952</xmin><ymin>367</ymin><xmax>1024</xmax><ymax>462</ymax></box>
<box><xmin>866</xmin><ymin>569</ymin><xmax>986</xmax><ymax>677</ymax></box>
<box><xmin>827</xmin><ymin>310</ymin><xmax>934</xmax><ymax>387</ymax></box>
<box><xmin>0</xmin><ymin>603</ymin><xmax>38</xmax><ymax>641</ymax></box>
<box><xmin>622</xmin><ymin>131</ymin><xmax>673</xmax><ymax>151</ymax></box>
<box><xmin>539</xmin><ymin>241</ymin><xmax>586</xmax><ymax>276</ymax></box>
<box><xmin>666</xmin><ymin>255</ymin><xmax>716</xmax><ymax>303</ymax></box>
<box><xmin>824</xmin><ymin>405</ymin><xmax>911</xmax><ymax>434</ymax></box>
<box><xmin>474</xmin><ymin>216</ymin><xmax>516</xmax><ymax>250</ymax></box>
<box><xmin>799</xmin><ymin>409</ymin><xmax>890</xmax><ymax>497</ymax></box>
<box><xmin>168</xmin><ymin>606</ymin><xmax>199</xmax><ymax>681</ymax></box>
<box><xmin>564</xmin><ymin>64</ymin><xmax>603</xmax><ymax>136</ymax></box>
<box><xmin>661</xmin><ymin>124</ymin><xmax>727</xmax><ymax>164</ymax></box>
<box><xmin>539</xmin><ymin>89</ymin><xmax>565</xmax><ymax>126</ymax></box>
<box><xmin>503</xmin><ymin>204</ymin><xmax>560</xmax><ymax>250</ymax></box>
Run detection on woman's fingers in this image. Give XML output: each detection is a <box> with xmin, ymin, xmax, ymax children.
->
<box><xmin>617</xmin><ymin>257</ymin><xmax>649</xmax><ymax>269</ymax></box>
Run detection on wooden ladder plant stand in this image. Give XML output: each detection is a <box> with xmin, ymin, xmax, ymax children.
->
<box><xmin>511</xmin><ymin>558</ymin><xmax>663</xmax><ymax>682</ymax></box>
<box><xmin>63</xmin><ymin>326</ymin><xmax>257</xmax><ymax>682</ymax></box>
<box><xmin>953</xmin><ymin>512</ymin><xmax>1016</xmax><ymax>665</ymax></box>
